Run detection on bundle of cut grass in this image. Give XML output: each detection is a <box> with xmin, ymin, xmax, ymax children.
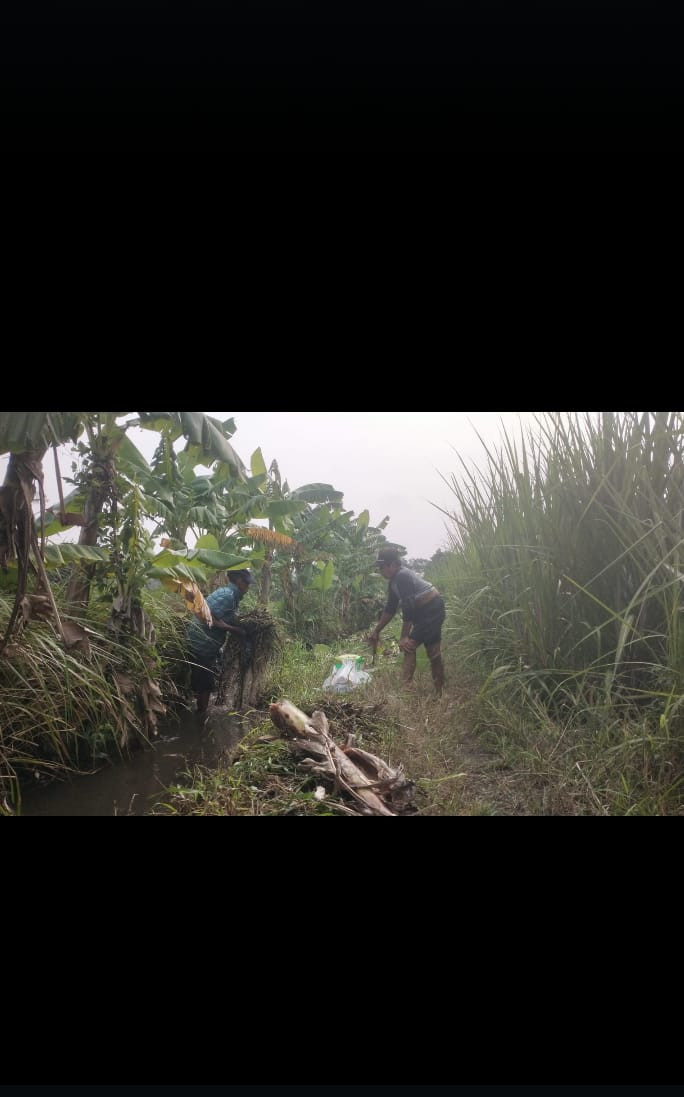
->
<box><xmin>216</xmin><ymin>608</ymin><xmax>283</xmax><ymax>710</ymax></box>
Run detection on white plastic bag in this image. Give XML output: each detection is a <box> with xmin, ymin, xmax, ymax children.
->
<box><xmin>323</xmin><ymin>654</ymin><xmax>372</xmax><ymax>693</ymax></box>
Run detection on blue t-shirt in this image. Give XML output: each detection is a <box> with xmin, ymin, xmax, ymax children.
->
<box><xmin>187</xmin><ymin>582</ymin><xmax>246</xmax><ymax>664</ymax></box>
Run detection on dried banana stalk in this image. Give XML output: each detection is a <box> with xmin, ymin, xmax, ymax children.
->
<box><xmin>269</xmin><ymin>699</ymin><xmax>415</xmax><ymax>816</ymax></box>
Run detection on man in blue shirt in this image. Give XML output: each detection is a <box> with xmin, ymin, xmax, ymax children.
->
<box><xmin>186</xmin><ymin>569</ymin><xmax>253</xmax><ymax>722</ymax></box>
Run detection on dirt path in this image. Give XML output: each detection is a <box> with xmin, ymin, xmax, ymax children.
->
<box><xmin>380</xmin><ymin>672</ymin><xmax>536</xmax><ymax>815</ymax></box>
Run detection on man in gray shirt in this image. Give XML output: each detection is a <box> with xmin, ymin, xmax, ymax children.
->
<box><xmin>366</xmin><ymin>547</ymin><xmax>446</xmax><ymax>695</ymax></box>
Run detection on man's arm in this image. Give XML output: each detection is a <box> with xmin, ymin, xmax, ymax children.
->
<box><xmin>211</xmin><ymin>616</ymin><xmax>245</xmax><ymax>637</ymax></box>
<box><xmin>368</xmin><ymin>609</ymin><xmax>395</xmax><ymax>642</ymax></box>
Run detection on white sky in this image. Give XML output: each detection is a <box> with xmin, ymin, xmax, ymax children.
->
<box><xmin>1</xmin><ymin>411</ymin><xmax>541</xmax><ymax>560</ymax></box>
<box><xmin>219</xmin><ymin>411</ymin><xmax>540</xmax><ymax>559</ymax></box>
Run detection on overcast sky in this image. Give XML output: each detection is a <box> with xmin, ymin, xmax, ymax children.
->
<box><xmin>1</xmin><ymin>411</ymin><xmax>540</xmax><ymax>560</ymax></box>
<box><xmin>213</xmin><ymin>411</ymin><xmax>541</xmax><ymax>559</ymax></box>
<box><xmin>213</xmin><ymin>411</ymin><xmax>540</xmax><ymax>559</ymax></box>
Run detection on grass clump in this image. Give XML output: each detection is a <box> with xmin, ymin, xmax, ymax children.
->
<box><xmin>154</xmin><ymin>722</ymin><xmax>359</xmax><ymax>816</ymax></box>
<box><xmin>0</xmin><ymin>585</ymin><xmax>186</xmax><ymax>814</ymax></box>
<box><xmin>424</xmin><ymin>411</ymin><xmax>684</xmax><ymax>814</ymax></box>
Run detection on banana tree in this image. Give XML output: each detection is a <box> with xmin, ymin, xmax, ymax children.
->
<box><xmin>277</xmin><ymin>501</ymin><xmax>397</xmax><ymax>639</ymax></box>
<box><xmin>147</xmin><ymin>450</ymin><xmax>238</xmax><ymax>549</ymax></box>
<box><xmin>241</xmin><ymin>450</ymin><xmax>343</xmax><ymax>605</ymax></box>
<box><xmin>265</xmin><ymin>500</ymin><xmax>344</xmax><ymax>635</ymax></box>
<box><xmin>0</xmin><ymin>413</ymin><xmax>84</xmax><ymax>652</ymax></box>
<box><xmin>100</xmin><ymin>511</ymin><xmax>251</xmax><ymax>643</ymax></box>
<box><xmin>64</xmin><ymin>412</ymin><xmax>247</xmax><ymax>611</ymax></box>
<box><xmin>325</xmin><ymin>510</ymin><xmax>393</xmax><ymax>630</ymax></box>
<box><xmin>0</xmin><ymin>411</ymin><xmax>246</xmax><ymax>649</ymax></box>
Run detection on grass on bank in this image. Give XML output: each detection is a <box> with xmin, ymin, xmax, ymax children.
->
<box><xmin>154</xmin><ymin>614</ymin><xmax>684</xmax><ymax>815</ymax></box>
<box><xmin>0</xmin><ymin>584</ymin><xmax>187</xmax><ymax>814</ymax></box>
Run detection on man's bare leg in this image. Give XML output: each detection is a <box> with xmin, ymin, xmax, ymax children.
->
<box><xmin>426</xmin><ymin>641</ymin><xmax>445</xmax><ymax>695</ymax></box>
<box><xmin>402</xmin><ymin>649</ymin><xmax>417</xmax><ymax>686</ymax></box>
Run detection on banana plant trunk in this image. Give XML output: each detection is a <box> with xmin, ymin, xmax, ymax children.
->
<box><xmin>0</xmin><ymin>450</ymin><xmax>45</xmax><ymax>649</ymax></box>
<box><xmin>338</xmin><ymin>585</ymin><xmax>352</xmax><ymax>624</ymax></box>
<box><xmin>65</xmin><ymin>456</ymin><xmax>115</xmax><ymax>612</ymax></box>
<box><xmin>260</xmin><ymin>550</ymin><xmax>273</xmax><ymax>605</ymax></box>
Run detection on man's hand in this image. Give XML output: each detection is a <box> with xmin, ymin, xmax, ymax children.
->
<box><xmin>214</xmin><ymin>618</ymin><xmax>245</xmax><ymax>637</ymax></box>
<box><xmin>398</xmin><ymin>637</ymin><xmax>417</xmax><ymax>653</ymax></box>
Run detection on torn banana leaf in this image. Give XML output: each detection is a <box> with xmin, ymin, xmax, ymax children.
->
<box><xmin>161</xmin><ymin>577</ymin><xmax>212</xmax><ymax>625</ymax></box>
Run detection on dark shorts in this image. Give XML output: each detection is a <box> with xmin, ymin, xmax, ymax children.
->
<box><xmin>409</xmin><ymin>595</ymin><xmax>446</xmax><ymax>648</ymax></box>
<box><xmin>190</xmin><ymin>661</ymin><xmax>219</xmax><ymax>693</ymax></box>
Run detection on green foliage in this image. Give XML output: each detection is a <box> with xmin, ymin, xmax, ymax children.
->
<box><xmin>261</xmin><ymin>638</ymin><xmax>336</xmax><ymax>709</ymax></box>
<box><xmin>309</xmin><ymin>559</ymin><xmax>334</xmax><ymax>592</ymax></box>
<box><xmin>426</xmin><ymin>411</ymin><xmax>684</xmax><ymax>812</ymax></box>
<box><xmin>436</xmin><ymin>412</ymin><xmax>684</xmax><ymax>701</ymax></box>
<box><xmin>155</xmin><ymin>728</ymin><xmax>356</xmax><ymax>816</ymax></box>
<box><xmin>0</xmin><ymin>412</ymin><xmax>83</xmax><ymax>454</ymax></box>
<box><xmin>137</xmin><ymin>412</ymin><xmax>246</xmax><ymax>476</ymax></box>
<box><xmin>0</xmin><ymin>603</ymin><xmax>137</xmax><ymax>812</ymax></box>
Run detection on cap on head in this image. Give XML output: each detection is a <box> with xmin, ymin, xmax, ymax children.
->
<box><xmin>230</xmin><ymin>569</ymin><xmax>254</xmax><ymax>586</ymax></box>
<box><xmin>375</xmin><ymin>547</ymin><xmax>401</xmax><ymax>567</ymax></box>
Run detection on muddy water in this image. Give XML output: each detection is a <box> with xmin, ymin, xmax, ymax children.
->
<box><xmin>18</xmin><ymin>708</ymin><xmax>249</xmax><ymax>817</ymax></box>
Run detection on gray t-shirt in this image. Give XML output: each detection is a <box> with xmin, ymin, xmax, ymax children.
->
<box><xmin>384</xmin><ymin>566</ymin><xmax>436</xmax><ymax>620</ymax></box>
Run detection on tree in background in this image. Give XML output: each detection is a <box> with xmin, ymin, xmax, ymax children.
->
<box><xmin>406</xmin><ymin>557</ymin><xmax>430</xmax><ymax>576</ymax></box>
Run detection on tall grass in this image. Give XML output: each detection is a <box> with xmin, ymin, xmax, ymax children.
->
<box><xmin>429</xmin><ymin>411</ymin><xmax>684</xmax><ymax>812</ymax></box>
<box><xmin>0</xmin><ymin>583</ymin><xmax>188</xmax><ymax>813</ymax></box>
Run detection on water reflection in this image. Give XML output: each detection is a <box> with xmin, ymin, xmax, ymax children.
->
<box><xmin>19</xmin><ymin>707</ymin><xmax>248</xmax><ymax>817</ymax></box>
